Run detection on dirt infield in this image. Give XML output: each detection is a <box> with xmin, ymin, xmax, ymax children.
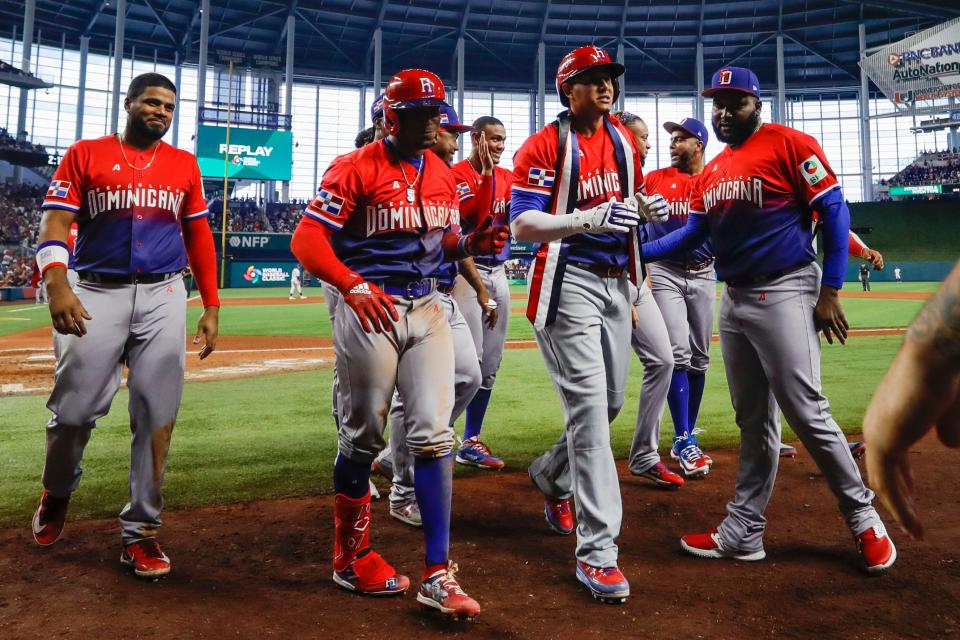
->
<box><xmin>1</xmin><ymin>434</ymin><xmax>957</xmax><ymax>639</ymax></box>
<box><xmin>1</xmin><ymin>327</ymin><xmax>907</xmax><ymax>395</ymax></box>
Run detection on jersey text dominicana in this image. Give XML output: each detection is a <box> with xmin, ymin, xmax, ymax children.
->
<box><xmin>41</xmin><ymin>135</ymin><xmax>208</xmax><ymax>274</ymax></box>
<box><xmin>689</xmin><ymin>123</ymin><xmax>839</xmax><ymax>282</ymax></box>
<box><xmin>304</xmin><ymin>140</ymin><xmax>460</xmax><ymax>282</ymax></box>
<box><xmin>512</xmin><ymin>117</ymin><xmax>644</xmax><ymax>269</ymax></box>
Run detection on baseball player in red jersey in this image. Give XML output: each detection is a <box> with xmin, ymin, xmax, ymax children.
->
<box><xmin>373</xmin><ymin>104</ymin><xmax>491</xmax><ymax>526</ymax></box>
<box><xmin>642</xmin><ymin>66</ymin><xmax>896</xmax><ymax>573</ymax></box>
<box><xmin>451</xmin><ymin>116</ymin><xmax>513</xmax><ymax>469</ymax></box>
<box><xmin>291</xmin><ymin>69</ymin><xmax>507</xmax><ymax>620</ymax></box>
<box><xmin>512</xmin><ymin>46</ymin><xmax>668</xmax><ymax>603</ymax></box>
<box><xmin>31</xmin><ymin>73</ymin><xmax>220</xmax><ymax>579</ymax></box>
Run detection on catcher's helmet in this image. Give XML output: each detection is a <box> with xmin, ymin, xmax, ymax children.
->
<box><xmin>555</xmin><ymin>45</ymin><xmax>625</xmax><ymax>107</ymax></box>
<box><xmin>382</xmin><ymin>69</ymin><xmax>448</xmax><ymax>136</ymax></box>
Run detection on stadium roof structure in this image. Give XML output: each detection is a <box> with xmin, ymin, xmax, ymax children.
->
<box><xmin>2</xmin><ymin>0</ymin><xmax>959</xmax><ymax>92</ymax></box>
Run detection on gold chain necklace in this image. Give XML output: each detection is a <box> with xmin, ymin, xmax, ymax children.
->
<box><xmin>116</xmin><ymin>134</ymin><xmax>160</xmax><ymax>171</ymax></box>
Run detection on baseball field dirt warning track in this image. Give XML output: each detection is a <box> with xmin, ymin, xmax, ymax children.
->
<box><xmin>0</xmin><ymin>434</ymin><xmax>957</xmax><ymax>638</ymax></box>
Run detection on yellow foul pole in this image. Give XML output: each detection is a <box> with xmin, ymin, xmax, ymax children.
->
<box><xmin>218</xmin><ymin>59</ymin><xmax>234</xmax><ymax>288</ymax></box>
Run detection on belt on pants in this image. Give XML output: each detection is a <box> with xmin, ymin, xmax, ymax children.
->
<box><xmin>376</xmin><ymin>278</ymin><xmax>438</xmax><ymax>299</ymax></box>
<box><xmin>666</xmin><ymin>258</ymin><xmax>714</xmax><ymax>272</ymax></box>
<box><xmin>567</xmin><ymin>260</ymin><xmax>624</xmax><ymax>278</ymax></box>
<box><xmin>473</xmin><ymin>258</ymin><xmax>504</xmax><ymax>270</ymax></box>
<box><xmin>724</xmin><ymin>261</ymin><xmax>811</xmax><ymax>288</ymax></box>
<box><xmin>78</xmin><ymin>270</ymin><xmax>181</xmax><ymax>285</ymax></box>
<box><xmin>437</xmin><ymin>283</ymin><xmax>455</xmax><ymax>294</ymax></box>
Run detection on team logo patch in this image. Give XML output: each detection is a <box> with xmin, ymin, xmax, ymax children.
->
<box><xmin>440</xmin><ymin>112</ymin><xmax>450</xmax><ymax>124</ymax></box>
<box><xmin>527</xmin><ymin>167</ymin><xmax>556</xmax><ymax>188</ymax></box>
<box><xmin>799</xmin><ymin>155</ymin><xmax>828</xmax><ymax>186</ymax></box>
<box><xmin>718</xmin><ymin>69</ymin><xmax>733</xmax><ymax>85</ymax></box>
<box><xmin>456</xmin><ymin>182</ymin><xmax>471</xmax><ymax>197</ymax></box>
<box><xmin>315</xmin><ymin>189</ymin><xmax>345</xmax><ymax>216</ymax></box>
<box><xmin>46</xmin><ymin>181</ymin><xmax>71</xmax><ymax>199</ymax></box>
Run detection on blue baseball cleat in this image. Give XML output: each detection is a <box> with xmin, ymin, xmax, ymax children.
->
<box><xmin>456</xmin><ymin>437</ymin><xmax>505</xmax><ymax>470</ymax></box>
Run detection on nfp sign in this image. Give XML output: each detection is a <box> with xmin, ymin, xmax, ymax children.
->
<box><xmin>196</xmin><ymin>125</ymin><xmax>293</xmax><ymax>181</ymax></box>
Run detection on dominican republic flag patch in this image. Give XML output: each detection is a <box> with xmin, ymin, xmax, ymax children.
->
<box><xmin>527</xmin><ymin>168</ymin><xmax>555</xmax><ymax>188</ymax></box>
<box><xmin>315</xmin><ymin>189</ymin><xmax>344</xmax><ymax>216</ymax></box>
<box><xmin>46</xmin><ymin>181</ymin><xmax>71</xmax><ymax>199</ymax></box>
<box><xmin>456</xmin><ymin>182</ymin><xmax>471</xmax><ymax>197</ymax></box>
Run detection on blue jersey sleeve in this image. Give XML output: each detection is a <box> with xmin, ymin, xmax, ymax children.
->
<box><xmin>509</xmin><ymin>188</ymin><xmax>550</xmax><ymax>222</ymax></box>
<box><xmin>640</xmin><ymin>212</ymin><xmax>710</xmax><ymax>262</ymax></box>
<box><xmin>812</xmin><ymin>187</ymin><xmax>850</xmax><ymax>289</ymax></box>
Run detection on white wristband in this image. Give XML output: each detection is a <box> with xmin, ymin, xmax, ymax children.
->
<box><xmin>36</xmin><ymin>241</ymin><xmax>70</xmax><ymax>275</ymax></box>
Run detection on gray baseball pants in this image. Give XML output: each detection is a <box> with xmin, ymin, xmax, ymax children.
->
<box><xmin>528</xmin><ymin>265</ymin><xmax>632</xmax><ymax>567</ymax></box>
<box><xmin>647</xmin><ymin>262</ymin><xmax>715</xmax><ymax>374</ymax></box>
<box><xmin>627</xmin><ymin>281</ymin><xmax>674</xmax><ymax>474</ymax></box>
<box><xmin>42</xmin><ymin>275</ymin><xmax>187</xmax><ymax>544</ymax></box>
<box><xmin>715</xmin><ymin>263</ymin><xmax>882</xmax><ymax>553</ymax></box>
<box><xmin>334</xmin><ymin>291</ymin><xmax>455</xmax><ymax>463</ymax></box>
<box><xmin>452</xmin><ymin>263</ymin><xmax>510</xmax><ymax>389</ymax></box>
<box><xmin>376</xmin><ymin>293</ymin><xmax>481</xmax><ymax>505</ymax></box>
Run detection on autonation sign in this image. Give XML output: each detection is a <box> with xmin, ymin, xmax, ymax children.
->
<box><xmin>862</xmin><ymin>17</ymin><xmax>960</xmax><ymax>105</ymax></box>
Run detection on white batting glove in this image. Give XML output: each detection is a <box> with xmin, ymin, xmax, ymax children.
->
<box><xmin>571</xmin><ymin>197</ymin><xmax>641</xmax><ymax>234</ymax></box>
<box><xmin>635</xmin><ymin>192</ymin><xmax>670</xmax><ymax>223</ymax></box>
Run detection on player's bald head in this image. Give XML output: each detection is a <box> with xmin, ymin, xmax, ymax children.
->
<box><xmin>126</xmin><ymin>73</ymin><xmax>177</xmax><ymax>100</ymax></box>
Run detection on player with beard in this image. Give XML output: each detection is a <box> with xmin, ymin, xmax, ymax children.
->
<box><xmin>640</xmin><ymin>66</ymin><xmax>896</xmax><ymax>573</ymax></box>
<box><xmin>31</xmin><ymin>73</ymin><xmax>220</xmax><ymax>579</ymax></box>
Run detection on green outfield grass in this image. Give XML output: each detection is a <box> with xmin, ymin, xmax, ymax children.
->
<box><xmin>0</xmin><ymin>280</ymin><xmax>938</xmax><ymax>338</ymax></box>
<box><xmin>0</xmin><ymin>333</ymin><xmax>903</xmax><ymax>528</ymax></box>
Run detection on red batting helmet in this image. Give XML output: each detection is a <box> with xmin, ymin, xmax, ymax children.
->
<box><xmin>555</xmin><ymin>45</ymin><xmax>625</xmax><ymax>107</ymax></box>
<box><xmin>382</xmin><ymin>69</ymin><xmax>448</xmax><ymax>136</ymax></box>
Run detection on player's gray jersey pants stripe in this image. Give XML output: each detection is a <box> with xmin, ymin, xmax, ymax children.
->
<box><xmin>323</xmin><ymin>283</ymin><xmax>341</xmax><ymax>424</ymax></box>
<box><xmin>648</xmin><ymin>262</ymin><xmax>715</xmax><ymax>373</ymax></box>
<box><xmin>528</xmin><ymin>265</ymin><xmax>632</xmax><ymax>567</ymax></box>
<box><xmin>715</xmin><ymin>263</ymin><xmax>880</xmax><ymax>553</ymax></box>
<box><xmin>43</xmin><ymin>276</ymin><xmax>187</xmax><ymax>544</ymax></box>
<box><xmin>628</xmin><ymin>282</ymin><xmax>674</xmax><ymax>474</ymax></box>
<box><xmin>335</xmin><ymin>291</ymin><xmax>455</xmax><ymax>463</ymax></box>
<box><xmin>452</xmin><ymin>264</ymin><xmax>510</xmax><ymax>389</ymax></box>
<box><xmin>378</xmin><ymin>294</ymin><xmax>482</xmax><ymax>504</ymax></box>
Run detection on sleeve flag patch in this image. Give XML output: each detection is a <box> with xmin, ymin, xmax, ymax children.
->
<box><xmin>46</xmin><ymin>180</ymin><xmax>71</xmax><ymax>199</ymax></box>
<box><xmin>527</xmin><ymin>168</ymin><xmax>556</xmax><ymax>188</ymax></box>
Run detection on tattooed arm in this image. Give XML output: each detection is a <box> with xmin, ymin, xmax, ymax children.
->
<box><xmin>864</xmin><ymin>259</ymin><xmax>960</xmax><ymax>539</ymax></box>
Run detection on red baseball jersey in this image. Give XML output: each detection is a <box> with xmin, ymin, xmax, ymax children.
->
<box><xmin>512</xmin><ymin>117</ymin><xmax>643</xmax><ymax>268</ymax></box>
<box><xmin>41</xmin><ymin>135</ymin><xmax>207</xmax><ymax>274</ymax></box>
<box><xmin>689</xmin><ymin>123</ymin><xmax>839</xmax><ymax>282</ymax></box>
<box><xmin>644</xmin><ymin>166</ymin><xmax>713</xmax><ymax>266</ymax></box>
<box><xmin>450</xmin><ymin>160</ymin><xmax>512</xmax><ymax>262</ymax></box>
<box><xmin>303</xmin><ymin>139</ymin><xmax>459</xmax><ymax>281</ymax></box>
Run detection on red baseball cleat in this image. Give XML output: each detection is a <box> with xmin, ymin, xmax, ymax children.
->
<box><xmin>333</xmin><ymin>549</ymin><xmax>410</xmax><ymax>595</ymax></box>
<box><xmin>680</xmin><ymin>528</ymin><xmax>766</xmax><ymax>561</ymax></box>
<box><xmin>543</xmin><ymin>497</ymin><xmax>574</xmax><ymax>535</ymax></box>
<box><xmin>31</xmin><ymin>490</ymin><xmax>70</xmax><ymax>547</ymax></box>
<box><xmin>576</xmin><ymin>561</ymin><xmax>630</xmax><ymax>603</ymax></box>
<box><xmin>633</xmin><ymin>461</ymin><xmax>685</xmax><ymax>489</ymax></box>
<box><xmin>856</xmin><ymin>524</ymin><xmax>897</xmax><ymax>574</ymax></box>
<box><xmin>120</xmin><ymin>539</ymin><xmax>171</xmax><ymax>579</ymax></box>
<box><xmin>417</xmin><ymin>562</ymin><xmax>480</xmax><ymax>620</ymax></box>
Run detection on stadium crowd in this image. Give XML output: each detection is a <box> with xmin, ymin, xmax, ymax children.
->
<box><xmin>886</xmin><ymin>150</ymin><xmax>960</xmax><ymax>187</ymax></box>
<box><xmin>0</xmin><ymin>127</ymin><xmax>49</xmax><ymax>157</ymax></box>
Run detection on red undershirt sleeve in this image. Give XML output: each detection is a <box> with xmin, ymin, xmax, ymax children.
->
<box><xmin>181</xmin><ymin>216</ymin><xmax>221</xmax><ymax>307</ymax></box>
<box><xmin>291</xmin><ymin>216</ymin><xmax>362</xmax><ymax>293</ymax></box>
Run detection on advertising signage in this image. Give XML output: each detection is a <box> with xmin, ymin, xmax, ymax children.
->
<box><xmin>196</xmin><ymin>125</ymin><xmax>292</xmax><ymax>181</ymax></box>
<box><xmin>889</xmin><ymin>184</ymin><xmax>943</xmax><ymax>196</ymax></box>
